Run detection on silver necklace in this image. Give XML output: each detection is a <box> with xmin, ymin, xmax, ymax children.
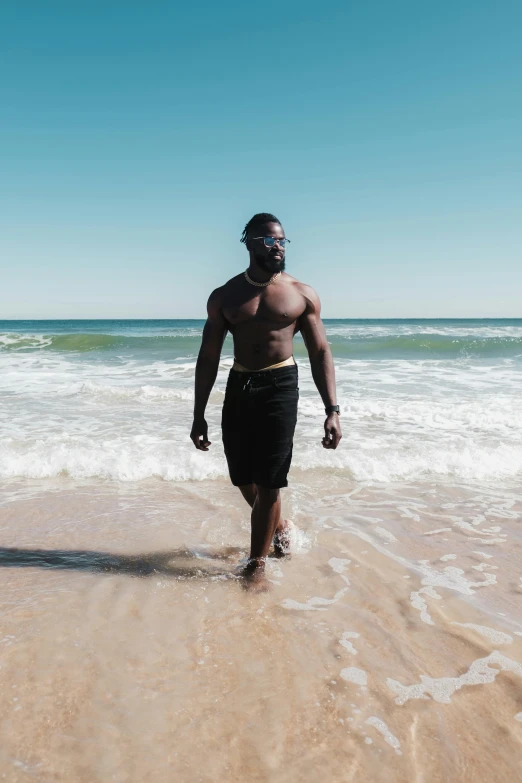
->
<box><xmin>244</xmin><ymin>269</ymin><xmax>281</xmax><ymax>287</ymax></box>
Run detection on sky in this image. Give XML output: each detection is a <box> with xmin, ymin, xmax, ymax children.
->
<box><xmin>1</xmin><ymin>0</ymin><xmax>521</xmax><ymax>319</ymax></box>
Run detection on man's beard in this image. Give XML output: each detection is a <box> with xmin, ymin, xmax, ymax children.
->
<box><xmin>255</xmin><ymin>252</ymin><xmax>286</xmax><ymax>274</ymax></box>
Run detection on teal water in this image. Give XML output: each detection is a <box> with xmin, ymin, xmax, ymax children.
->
<box><xmin>1</xmin><ymin>319</ymin><xmax>522</xmax><ymax>360</ymax></box>
<box><xmin>1</xmin><ymin>318</ymin><xmax>521</xmax><ymax>483</ymax></box>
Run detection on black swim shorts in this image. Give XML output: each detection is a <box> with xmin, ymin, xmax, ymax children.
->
<box><xmin>221</xmin><ymin>364</ymin><xmax>299</xmax><ymax>489</ymax></box>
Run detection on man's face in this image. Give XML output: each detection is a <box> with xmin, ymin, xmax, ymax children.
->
<box><xmin>248</xmin><ymin>221</ymin><xmax>286</xmax><ymax>274</ymax></box>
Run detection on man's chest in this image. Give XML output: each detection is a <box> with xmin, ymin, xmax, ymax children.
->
<box><xmin>222</xmin><ymin>287</ymin><xmax>305</xmax><ymax>327</ymax></box>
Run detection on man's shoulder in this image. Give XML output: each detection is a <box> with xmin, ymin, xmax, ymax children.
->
<box><xmin>208</xmin><ymin>274</ymin><xmax>243</xmax><ymax>301</ymax></box>
<box><xmin>284</xmin><ymin>275</ymin><xmax>319</xmax><ymax>305</ymax></box>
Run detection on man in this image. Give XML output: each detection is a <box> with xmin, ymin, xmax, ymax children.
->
<box><xmin>190</xmin><ymin>213</ymin><xmax>341</xmax><ymax>587</ymax></box>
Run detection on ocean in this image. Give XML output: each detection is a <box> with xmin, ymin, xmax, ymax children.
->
<box><xmin>0</xmin><ymin>318</ymin><xmax>521</xmax><ymax>781</ymax></box>
<box><xmin>1</xmin><ymin>318</ymin><xmax>521</xmax><ymax>483</ymax></box>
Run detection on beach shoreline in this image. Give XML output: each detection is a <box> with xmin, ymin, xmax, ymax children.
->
<box><xmin>1</xmin><ymin>319</ymin><xmax>521</xmax><ymax>780</ymax></box>
<box><xmin>1</xmin><ymin>475</ymin><xmax>521</xmax><ymax>781</ymax></box>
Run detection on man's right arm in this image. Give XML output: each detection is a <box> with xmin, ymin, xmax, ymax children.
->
<box><xmin>190</xmin><ymin>288</ymin><xmax>228</xmax><ymax>451</ymax></box>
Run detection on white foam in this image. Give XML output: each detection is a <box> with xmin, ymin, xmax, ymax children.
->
<box><xmin>294</xmin><ymin>440</ymin><xmax>522</xmax><ymax>482</ymax></box>
<box><xmin>424</xmin><ymin>528</ymin><xmax>452</xmax><ymax>536</ymax></box>
<box><xmin>328</xmin><ymin>558</ymin><xmax>351</xmax><ymax>574</ymax></box>
<box><xmin>365</xmin><ymin>717</ymin><xmax>402</xmax><ymax>754</ymax></box>
<box><xmin>451</xmin><ymin>623</ymin><xmax>513</xmax><ymax>645</ymax></box>
<box><xmin>407</xmin><ymin>565</ymin><xmax>497</xmax><ymax>625</ymax></box>
<box><xmin>340</xmin><ymin>667</ymin><xmax>367</xmax><ymax>686</ymax></box>
<box><xmin>66</xmin><ymin>381</ymin><xmax>195</xmax><ymax>403</ymax></box>
<box><xmin>387</xmin><ymin>651</ymin><xmax>522</xmax><ymax>705</ymax></box>
<box><xmin>321</xmin><ymin>519</ymin><xmax>500</xmax><ymax>613</ymax></box>
<box><xmin>470</xmin><ymin>538</ymin><xmax>506</xmax><ymax>545</ymax></box>
<box><xmin>322</xmin><ymin>323</ymin><xmax>522</xmax><ymax>339</ymax></box>
<box><xmin>420</xmin><ymin>564</ymin><xmax>497</xmax><ymax>595</ymax></box>
<box><xmin>2</xmin><ymin>331</ymin><xmax>522</xmax><ymax>485</ymax></box>
<box><xmin>339</xmin><ymin>631</ymin><xmax>359</xmax><ymax>655</ymax></box>
<box><xmin>0</xmin><ymin>439</ymin><xmax>230</xmax><ymax>482</ymax></box>
<box><xmin>374</xmin><ymin>527</ymin><xmax>397</xmax><ymax>543</ymax></box>
<box><xmin>285</xmin><ymin>523</ymin><xmax>311</xmax><ymax>555</ymax></box>
<box><xmin>515</xmin><ymin>713</ymin><xmax>522</xmax><ymax>722</ymax></box>
<box><xmin>280</xmin><ymin>587</ymin><xmax>349</xmax><ymax>612</ymax></box>
<box><xmin>410</xmin><ymin>586</ymin><xmax>441</xmax><ymax>626</ymax></box>
<box><xmin>0</xmin><ymin>333</ymin><xmax>52</xmax><ymax>349</ymax></box>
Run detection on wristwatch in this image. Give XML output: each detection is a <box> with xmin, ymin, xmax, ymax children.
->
<box><xmin>325</xmin><ymin>405</ymin><xmax>340</xmax><ymax>415</ymax></box>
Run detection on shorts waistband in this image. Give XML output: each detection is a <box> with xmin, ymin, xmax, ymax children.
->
<box><xmin>232</xmin><ymin>356</ymin><xmax>296</xmax><ymax>373</ymax></box>
<box><xmin>228</xmin><ymin>363</ymin><xmax>297</xmax><ymax>388</ymax></box>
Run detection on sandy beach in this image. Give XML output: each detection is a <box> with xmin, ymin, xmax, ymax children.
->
<box><xmin>1</xmin><ymin>319</ymin><xmax>521</xmax><ymax>780</ymax></box>
<box><xmin>1</xmin><ymin>472</ymin><xmax>521</xmax><ymax>782</ymax></box>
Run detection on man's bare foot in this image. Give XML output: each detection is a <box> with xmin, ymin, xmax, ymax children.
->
<box><xmin>273</xmin><ymin>520</ymin><xmax>292</xmax><ymax>558</ymax></box>
<box><xmin>241</xmin><ymin>559</ymin><xmax>270</xmax><ymax>592</ymax></box>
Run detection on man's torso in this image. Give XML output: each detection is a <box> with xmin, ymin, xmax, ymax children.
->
<box><xmin>219</xmin><ymin>273</ymin><xmax>309</xmax><ymax>370</ymax></box>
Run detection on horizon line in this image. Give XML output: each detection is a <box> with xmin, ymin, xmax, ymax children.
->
<box><xmin>1</xmin><ymin>316</ymin><xmax>522</xmax><ymax>322</ymax></box>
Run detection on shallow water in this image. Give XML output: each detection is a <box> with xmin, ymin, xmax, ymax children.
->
<box><xmin>0</xmin><ymin>476</ymin><xmax>521</xmax><ymax>781</ymax></box>
<box><xmin>1</xmin><ymin>320</ymin><xmax>521</xmax><ymax>780</ymax></box>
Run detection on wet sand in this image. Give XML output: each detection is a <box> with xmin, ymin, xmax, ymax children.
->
<box><xmin>0</xmin><ymin>476</ymin><xmax>521</xmax><ymax>782</ymax></box>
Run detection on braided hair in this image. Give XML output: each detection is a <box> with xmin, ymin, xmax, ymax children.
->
<box><xmin>240</xmin><ymin>213</ymin><xmax>281</xmax><ymax>245</ymax></box>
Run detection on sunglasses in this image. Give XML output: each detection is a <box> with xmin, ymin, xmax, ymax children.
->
<box><xmin>252</xmin><ymin>236</ymin><xmax>291</xmax><ymax>248</ymax></box>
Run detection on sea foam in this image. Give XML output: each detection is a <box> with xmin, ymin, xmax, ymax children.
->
<box><xmin>1</xmin><ymin>320</ymin><xmax>521</xmax><ymax>485</ymax></box>
<box><xmin>387</xmin><ymin>651</ymin><xmax>522</xmax><ymax>705</ymax></box>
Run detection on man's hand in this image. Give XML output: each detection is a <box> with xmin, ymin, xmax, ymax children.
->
<box><xmin>190</xmin><ymin>418</ymin><xmax>211</xmax><ymax>451</ymax></box>
<box><xmin>322</xmin><ymin>413</ymin><xmax>342</xmax><ymax>449</ymax></box>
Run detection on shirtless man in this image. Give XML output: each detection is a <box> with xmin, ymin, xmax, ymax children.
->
<box><xmin>190</xmin><ymin>213</ymin><xmax>341</xmax><ymax>586</ymax></box>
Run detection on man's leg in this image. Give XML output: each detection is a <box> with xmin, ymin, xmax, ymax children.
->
<box><xmin>238</xmin><ymin>484</ymin><xmax>290</xmax><ymax>556</ymax></box>
<box><xmin>249</xmin><ymin>486</ymin><xmax>281</xmax><ymax>562</ymax></box>
<box><xmin>240</xmin><ymin>486</ymin><xmax>281</xmax><ymax>588</ymax></box>
<box><xmin>238</xmin><ymin>483</ymin><xmax>257</xmax><ymax>508</ymax></box>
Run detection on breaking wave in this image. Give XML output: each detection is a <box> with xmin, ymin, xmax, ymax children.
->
<box><xmin>2</xmin><ymin>331</ymin><xmax>522</xmax><ymax>359</ymax></box>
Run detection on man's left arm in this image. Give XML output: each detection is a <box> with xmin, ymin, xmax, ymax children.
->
<box><xmin>298</xmin><ymin>285</ymin><xmax>342</xmax><ymax>450</ymax></box>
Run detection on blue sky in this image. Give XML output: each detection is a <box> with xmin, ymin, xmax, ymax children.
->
<box><xmin>1</xmin><ymin>0</ymin><xmax>521</xmax><ymax>318</ymax></box>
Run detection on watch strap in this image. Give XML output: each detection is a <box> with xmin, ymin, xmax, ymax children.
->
<box><xmin>325</xmin><ymin>404</ymin><xmax>340</xmax><ymax>415</ymax></box>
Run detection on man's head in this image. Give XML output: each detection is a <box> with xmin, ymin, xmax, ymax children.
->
<box><xmin>240</xmin><ymin>213</ymin><xmax>288</xmax><ymax>274</ymax></box>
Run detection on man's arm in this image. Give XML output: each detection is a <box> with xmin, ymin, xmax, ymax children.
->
<box><xmin>190</xmin><ymin>287</ymin><xmax>228</xmax><ymax>451</ymax></box>
<box><xmin>298</xmin><ymin>285</ymin><xmax>342</xmax><ymax>450</ymax></box>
